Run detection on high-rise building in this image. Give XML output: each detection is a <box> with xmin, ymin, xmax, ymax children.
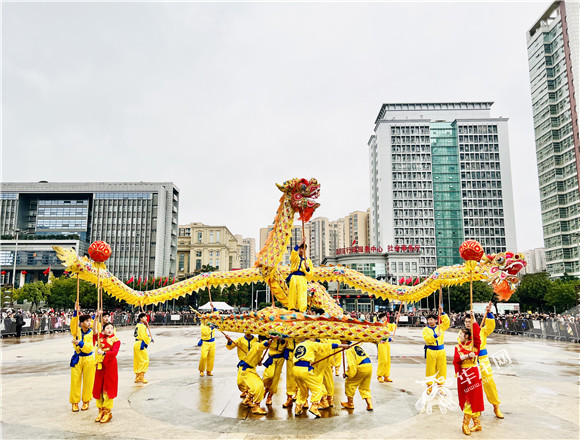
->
<box><xmin>344</xmin><ymin>211</ymin><xmax>369</xmax><ymax>248</ymax></box>
<box><xmin>1</xmin><ymin>182</ymin><xmax>179</xmax><ymax>282</ymax></box>
<box><xmin>368</xmin><ymin>102</ymin><xmax>517</xmax><ymax>276</ymax></box>
<box><xmin>177</xmin><ymin>223</ymin><xmax>241</xmax><ymax>276</ymax></box>
<box><xmin>527</xmin><ymin>0</ymin><xmax>580</xmax><ymax>278</ymax></box>
<box><xmin>308</xmin><ymin>217</ymin><xmax>330</xmax><ymax>267</ymax></box>
<box><xmin>328</xmin><ymin>218</ymin><xmax>346</xmax><ymax>256</ymax></box>
<box><xmin>235</xmin><ymin>235</ymin><xmax>256</xmax><ymax>269</ymax></box>
<box><xmin>522</xmin><ymin>248</ymin><xmax>548</xmax><ymax>274</ymax></box>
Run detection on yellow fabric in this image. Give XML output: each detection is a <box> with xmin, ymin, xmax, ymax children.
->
<box><xmin>463</xmin><ymin>402</ymin><xmax>480</xmax><ymax>417</ymax></box>
<box><xmin>226</xmin><ymin>335</ymin><xmax>258</xmax><ymax>361</ymax></box>
<box><xmin>70</xmin><ymin>354</ymin><xmax>96</xmax><ymax>404</ymax></box>
<box><xmin>480</xmin><ymin>316</ymin><xmax>495</xmax><ymax>352</ymax></box>
<box><xmin>376</xmin><ymin>341</ymin><xmax>391</xmax><ymax>377</ymax></box>
<box><xmin>285</xmin><ymin>340</ymin><xmax>297</xmax><ymax>395</ymax></box>
<box><xmin>135</xmin><ymin>323</ymin><xmax>152</xmax><ymax>345</ymax></box>
<box><xmin>313</xmin><ymin>341</ymin><xmax>334</xmax><ymax>397</ymax></box>
<box><xmin>479</xmin><ymin>355</ymin><xmax>501</xmax><ymax>405</ymax></box>
<box><xmin>329</xmin><ymin>339</ymin><xmax>341</xmax><ymax>369</ymax></box>
<box><xmin>345</xmin><ymin>345</ymin><xmax>370</xmax><ymax>378</ymax></box>
<box><xmin>344</xmin><ymin>364</ymin><xmax>372</xmax><ymax>399</ymax></box>
<box><xmin>422</xmin><ymin>314</ymin><xmax>450</xmax><ymax>346</ymax></box>
<box><xmin>199</xmin><ymin>341</ymin><xmax>215</xmax><ymax>373</ymax></box>
<box><xmin>288</xmin><ymin>249</ymin><xmax>312</xmax><ymax>312</ymax></box>
<box><xmin>241</xmin><ymin>368</ymin><xmax>266</xmax><ymax>403</ymax></box>
<box><xmin>96</xmin><ymin>391</ymin><xmax>114</xmax><ymax>410</ymax></box>
<box><xmin>200</xmin><ymin>323</ymin><xmax>214</xmax><ymax>341</ymax></box>
<box><xmin>263</xmin><ymin>357</ymin><xmax>285</xmax><ymax>394</ymax></box>
<box><xmin>425</xmin><ymin>349</ymin><xmax>447</xmax><ymax>382</ymax></box>
<box><xmin>70</xmin><ymin>315</ymin><xmax>79</xmax><ymax>337</ymax></box>
<box><xmin>293</xmin><ymin>365</ymin><xmax>323</xmax><ymax>406</ymax></box>
<box><xmin>243</xmin><ymin>341</ymin><xmax>269</xmax><ymax>367</ymax></box>
<box><xmin>293</xmin><ymin>340</ymin><xmax>321</xmax><ymax>364</ymax></box>
<box><xmin>133</xmin><ymin>341</ymin><xmax>149</xmax><ymax>374</ymax></box>
<box><xmin>236</xmin><ymin>366</ymin><xmax>248</xmax><ymax>393</ymax></box>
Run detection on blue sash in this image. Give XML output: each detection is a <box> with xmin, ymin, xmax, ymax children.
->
<box><xmin>282</xmin><ymin>348</ymin><xmax>294</xmax><ymax>360</ymax></box>
<box><xmin>424</xmin><ymin>344</ymin><xmax>444</xmax><ymax>359</ymax></box>
<box><xmin>70</xmin><ymin>350</ymin><xmax>93</xmax><ymax>368</ymax></box>
<box><xmin>359</xmin><ymin>357</ymin><xmax>371</xmax><ymax>365</ymax></box>
<box><xmin>238</xmin><ymin>361</ymin><xmax>253</xmax><ymax>371</ymax></box>
<box><xmin>263</xmin><ymin>353</ymin><xmax>283</xmax><ymax>368</ymax></box>
<box><xmin>478</xmin><ymin>348</ymin><xmax>488</xmax><ymax>357</ymax></box>
<box><xmin>295</xmin><ymin>360</ymin><xmax>313</xmax><ymax>371</ymax></box>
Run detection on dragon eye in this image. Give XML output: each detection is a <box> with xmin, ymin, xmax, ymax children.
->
<box><xmin>515</xmin><ymin>253</ymin><xmax>522</xmax><ymax>259</ymax></box>
<box><xmin>496</xmin><ymin>256</ymin><xmax>505</xmax><ymax>264</ymax></box>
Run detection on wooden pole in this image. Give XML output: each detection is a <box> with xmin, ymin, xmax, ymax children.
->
<box><xmin>391</xmin><ymin>301</ymin><xmax>404</xmax><ymax>337</ymax></box>
<box><xmin>438</xmin><ymin>286</ymin><xmax>443</xmax><ymax>324</ymax></box>
<box><xmin>312</xmin><ymin>341</ymin><xmax>362</xmax><ymax>366</ymax></box>
<box><xmin>469</xmin><ymin>267</ymin><xmax>474</xmax><ymax>351</ymax></box>
<box><xmin>76</xmin><ymin>274</ymin><xmax>81</xmax><ymax>340</ymax></box>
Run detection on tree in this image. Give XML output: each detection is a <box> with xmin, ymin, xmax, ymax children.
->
<box><xmin>13</xmin><ymin>281</ymin><xmax>51</xmax><ymax>311</ymax></box>
<box><xmin>545</xmin><ymin>279</ymin><xmax>578</xmax><ymax>313</ymax></box>
<box><xmin>444</xmin><ymin>281</ymin><xmax>494</xmax><ymax>313</ymax></box>
<box><xmin>516</xmin><ymin>272</ymin><xmax>551</xmax><ymax>312</ymax></box>
<box><xmin>47</xmin><ymin>276</ymin><xmax>100</xmax><ymax>309</ymax></box>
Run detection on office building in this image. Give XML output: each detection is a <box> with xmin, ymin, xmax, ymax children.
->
<box><xmin>368</xmin><ymin>102</ymin><xmax>517</xmax><ymax>276</ymax></box>
<box><xmin>527</xmin><ymin>0</ymin><xmax>580</xmax><ymax>277</ymax></box>
<box><xmin>1</xmin><ymin>181</ymin><xmax>179</xmax><ymax>284</ymax></box>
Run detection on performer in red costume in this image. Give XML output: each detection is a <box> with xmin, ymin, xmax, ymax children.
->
<box><xmin>92</xmin><ymin>318</ymin><xmax>120</xmax><ymax>424</ymax></box>
<box><xmin>453</xmin><ymin>317</ymin><xmax>484</xmax><ymax>436</ymax></box>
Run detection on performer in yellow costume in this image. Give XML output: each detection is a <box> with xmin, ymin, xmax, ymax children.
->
<box><xmin>198</xmin><ymin>322</ymin><xmax>216</xmax><ymax>376</ymax></box>
<box><xmin>262</xmin><ymin>337</ymin><xmax>288</xmax><ymax>405</ymax></box>
<box><xmin>239</xmin><ymin>336</ymin><xmax>273</xmax><ymax>415</ymax></box>
<box><xmin>282</xmin><ymin>338</ymin><xmax>298</xmax><ymax>409</ymax></box>
<box><xmin>422</xmin><ymin>306</ymin><xmax>450</xmax><ymax>386</ymax></box>
<box><xmin>133</xmin><ymin>313</ymin><xmax>152</xmax><ymax>383</ymax></box>
<box><xmin>293</xmin><ymin>339</ymin><xmax>346</xmax><ymax>417</ymax></box>
<box><xmin>465</xmin><ymin>304</ymin><xmax>504</xmax><ymax>419</ymax></box>
<box><xmin>226</xmin><ymin>332</ymin><xmax>258</xmax><ymax>398</ymax></box>
<box><xmin>377</xmin><ymin>313</ymin><xmax>397</xmax><ymax>383</ymax></box>
<box><xmin>313</xmin><ymin>339</ymin><xmax>336</xmax><ymax>408</ymax></box>
<box><xmin>342</xmin><ymin>343</ymin><xmax>373</xmax><ymax>411</ymax></box>
<box><xmin>286</xmin><ymin>239</ymin><xmax>312</xmax><ymax>312</ymax></box>
<box><xmin>69</xmin><ymin>311</ymin><xmax>96</xmax><ymax>412</ymax></box>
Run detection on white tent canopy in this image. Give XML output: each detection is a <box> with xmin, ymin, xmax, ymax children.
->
<box><xmin>198</xmin><ymin>301</ymin><xmax>234</xmax><ymax>311</ymax></box>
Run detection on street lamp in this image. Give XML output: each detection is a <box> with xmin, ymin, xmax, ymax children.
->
<box><xmin>10</xmin><ymin>229</ymin><xmax>25</xmax><ymax>289</ymax></box>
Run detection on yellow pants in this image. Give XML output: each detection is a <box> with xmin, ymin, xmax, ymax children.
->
<box><xmin>263</xmin><ymin>357</ymin><xmax>285</xmax><ymax>394</ymax></box>
<box><xmin>236</xmin><ymin>366</ymin><xmax>248</xmax><ymax>393</ymax></box>
<box><xmin>314</xmin><ymin>362</ymin><xmax>334</xmax><ymax>397</ymax></box>
<box><xmin>345</xmin><ymin>364</ymin><xmax>372</xmax><ymax>399</ymax></box>
<box><xmin>425</xmin><ymin>348</ymin><xmax>447</xmax><ymax>383</ymax></box>
<box><xmin>464</xmin><ymin>402</ymin><xmax>481</xmax><ymax>417</ymax></box>
<box><xmin>199</xmin><ymin>341</ymin><xmax>215</xmax><ymax>373</ymax></box>
<box><xmin>479</xmin><ymin>356</ymin><xmax>501</xmax><ymax>405</ymax></box>
<box><xmin>70</xmin><ymin>355</ymin><xmax>96</xmax><ymax>404</ymax></box>
<box><xmin>286</xmin><ymin>358</ymin><xmax>297</xmax><ymax>395</ymax></box>
<box><xmin>293</xmin><ymin>366</ymin><xmax>323</xmax><ymax>406</ymax></box>
<box><xmin>241</xmin><ymin>367</ymin><xmax>265</xmax><ymax>403</ymax></box>
<box><xmin>330</xmin><ymin>351</ymin><xmax>341</xmax><ymax>370</ymax></box>
<box><xmin>288</xmin><ymin>275</ymin><xmax>307</xmax><ymax>312</ymax></box>
<box><xmin>133</xmin><ymin>341</ymin><xmax>149</xmax><ymax>374</ymax></box>
<box><xmin>96</xmin><ymin>391</ymin><xmax>114</xmax><ymax>410</ymax></box>
<box><xmin>377</xmin><ymin>342</ymin><xmax>391</xmax><ymax>377</ymax></box>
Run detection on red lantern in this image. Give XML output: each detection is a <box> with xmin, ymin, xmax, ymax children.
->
<box><xmin>1</xmin><ymin>271</ymin><xmax>5</xmax><ymax>275</ymax></box>
<box><xmin>88</xmin><ymin>241</ymin><xmax>112</xmax><ymax>263</ymax></box>
<box><xmin>21</xmin><ymin>271</ymin><xmax>27</xmax><ymax>275</ymax></box>
<box><xmin>459</xmin><ymin>240</ymin><xmax>484</xmax><ymax>262</ymax></box>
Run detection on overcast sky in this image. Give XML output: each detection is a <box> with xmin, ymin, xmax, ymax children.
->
<box><xmin>2</xmin><ymin>1</ymin><xmax>550</xmax><ymax>251</ymax></box>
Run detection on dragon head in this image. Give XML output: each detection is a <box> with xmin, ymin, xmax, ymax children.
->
<box><xmin>276</xmin><ymin>178</ymin><xmax>321</xmax><ymax>222</ymax></box>
<box><xmin>480</xmin><ymin>252</ymin><xmax>527</xmax><ymax>300</ymax></box>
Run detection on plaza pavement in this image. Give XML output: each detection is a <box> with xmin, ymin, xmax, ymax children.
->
<box><xmin>1</xmin><ymin>325</ymin><xmax>578</xmax><ymax>440</ymax></box>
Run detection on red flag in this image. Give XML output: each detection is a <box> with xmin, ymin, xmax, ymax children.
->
<box><xmin>127</xmin><ymin>276</ymin><xmax>134</xmax><ymax>284</ymax></box>
<box><xmin>145</xmin><ymin>277</ymin><xmax>148</xmax><ymax>285</ymax></box>
<box><xmin>351</xmin><ymin>239</ymin><xmax>357</xmax><ymax>245</ymax></box>
<box><xmin>398</xmin><ymin>276</ymin><xmax>404</xmax><ymax>284</ymax></box>
<box><xmin>137</xmin><ymin>277</ymin><xmax>142</xmax><ymax>286</ymax></box>
<box><xmin>413</xmin><ymin>277</ymin><xmax>419</xmax><ymax>285</ymax></box>
<box><xmin>406</xmin><ymin>277</ymin><xmax>412</xmax><ymax>285</ymax></box>
<box><xmin>164</xmin><ymin>277</ymin><xmax>168</xmax><ymax>286</ymax></box>
<box><xmin>172</xmin><ymin>277</ymin><xmax>176</xmax><ymax>284</ymax></box>
<box><xmin>43</xmin><ymin>266</ymin><xmax>51</xmax><ymax>275</ymax></box>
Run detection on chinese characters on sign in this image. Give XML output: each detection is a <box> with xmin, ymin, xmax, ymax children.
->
<box><xmin>335</xmin><ymin>244</ymin><xmax>421</xmax><ymax>255</ymax></box>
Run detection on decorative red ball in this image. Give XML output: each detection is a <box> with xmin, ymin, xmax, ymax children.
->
<box><xmin>88</xmin><ymin>241</ymin><xmax>112</xmax><ymax>263</ymax></box>
<box><xmin>459</xmin><ymin>240</ymin><xmax>484</xmax><ymax>262</ymax></box>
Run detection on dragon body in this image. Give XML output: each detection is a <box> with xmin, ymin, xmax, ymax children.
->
<box><xmin>54</xmin><ymin>178</ymin><xmax>526</xmax><ymax>342</ymax></box>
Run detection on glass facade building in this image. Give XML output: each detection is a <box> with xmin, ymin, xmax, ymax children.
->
<box><xmin>527</xmin><ymin>1</ymin><xmax>580</xmax><ymax>277</ymax></box>
<box><xmin>368</xmin><ymin>102</ymin><xmax>517</xmax><ymax>276</ymax></box>
<box><xmin>1</xmin><ymin>182</ymin><xmax>179</xmax><ymax>282</ymax></box>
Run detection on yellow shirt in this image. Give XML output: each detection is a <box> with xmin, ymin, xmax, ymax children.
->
<box><xmin>290</xmin><ymin>249</ymin><xmax>313</xmax><ymax>281</ymax></box>
<box><xmin>422</xmin><ymin>314</ymin><xmax>450</xmax><ymax>346</ymax></box>
<box><xmin>227</xmin><ymin>335</ymin><xmax>258</xmax><ymax>361</ymax></box>
<box><xmin>479</xmin><ymin>313</ymin><xmax>496</xmax><ymax>355</ymax></box>
<box><xmin>242</xmin><ymin>341</ymin><xmax>269</xmax><ymax>368</ymax></box>
<box><xmin>75</xmin><ymin>328</ymin><xmax>95</xmax><ymax>355</ymax></box>
<box><xmin>134</xmin><ymin>323</ymin><xmax>152</xmax><ymax>345</ymax></box>
<box><xmin>293</xmin><ymin>340</ymin><xmax>333</xmax><ymax>364</ymax></box>
<box><xmin>345</xmin><ymin>344</ymin><xmax>371</xmax><ymax>378</ymax></box>
<box><xmin>200</xmin><ymin>323</ymin><xmax>215</xmax><ymax>341</ymax></box>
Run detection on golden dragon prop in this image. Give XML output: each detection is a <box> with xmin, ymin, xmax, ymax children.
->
<box><xmin>53</xmin><ymin>178</ymin><xmax>526</xmax><ymax>343</ymax></box>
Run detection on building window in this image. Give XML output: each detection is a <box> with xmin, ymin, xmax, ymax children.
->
<box><xmin>179</xmin><ymin>254</ymin><xmax>185</xmax><ymax>271</ymax></box>
<box><xmin>216</xmin><ymin>251</ymin><xmax>220</xmax><ymax>257</ymax></box>
<box><xmin>196</xmin><ymin>259</ymin><xmax>202</xmax><ymax>269</ymax></box>
<box><xmin>210</xmin><ymin>231</ymin><xmax>214</xmax><ymax>242</ymax></box>
<box><xmin>209</xmin><ymin>259</ymin><xmax>213</xmax><ymax>267</ymax></box>
<box><xmin>197</xmin><ymin>232</ymin><xmax>202</xmax><ymax>243</ymax></box>
<box><xmin>216</xmin><ymin>231</ymin><xmax>220</xmax><ymax>243</ymax></box>
<box><xmin>210</xmin><ymin>251</ymin><xmax>213</xmax><ymax>257</ymax></box>
<box><xmin>196</xmin><ymin>251</ymin><xmax>202</xmax><ymax>257</ymax></box>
